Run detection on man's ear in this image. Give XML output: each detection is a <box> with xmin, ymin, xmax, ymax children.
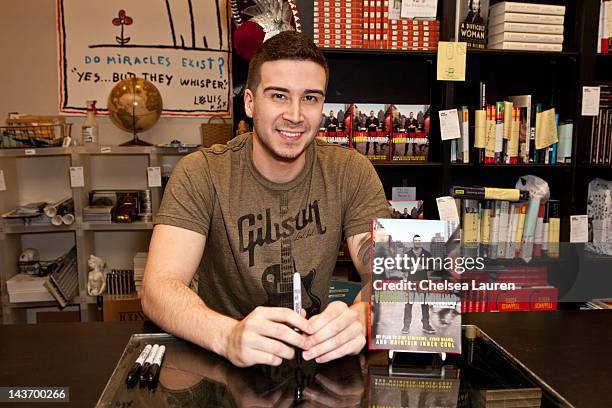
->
<box><xmin>244</xmin><ymin>88</ymin><xmax>255</xmax><ymax>118</ymax></box>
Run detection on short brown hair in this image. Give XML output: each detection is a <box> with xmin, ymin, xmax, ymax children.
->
<box><xmin>246</xmin><ymin>31</ymin><xmax>329</xmax><ymax>92</ymax></box>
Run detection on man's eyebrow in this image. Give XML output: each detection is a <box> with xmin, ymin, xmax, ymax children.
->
<box><xmin>262</xmin><ymin>86</ymin><xmax>325</xmax><ymax>96</ymax></box>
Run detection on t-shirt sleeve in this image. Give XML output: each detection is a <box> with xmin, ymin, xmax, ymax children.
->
<box><xmin>155</xmin><ymin>152</ymin><xmax>214</xmax><ymax>236</ymax></box>
<box><xmin>342</xmin><ymin>152</ymin><xmax>389</xmax><ymax>238</ymax></box>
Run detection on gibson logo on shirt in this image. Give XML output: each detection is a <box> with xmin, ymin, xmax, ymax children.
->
<box><xmin>238</xmin><ymin>200</ymin><xmax>327</xmax><ymax>266</ymax></box>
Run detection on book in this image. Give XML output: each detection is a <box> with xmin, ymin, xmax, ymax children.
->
<box><xmin>488</xmin><ymin>31</ymin><xmax>564</xmax><ymax>44</ymax></box>
<box><xmin>488</xmin><ymin>41</ymin><xmax>562</xmax><ymax>52</ymax></box>
<box><xmin>350</xmin><ymin>103</ymin><xmax>391</xmax><ymax>160</ymax></box>
<box><xmin>509</xmin><ymin>95</ymin><xmax>532</xmax><ymax>163</ymax></box>
<box><xmin>389</xmin><ymin>104</ymin><xmax>430</xmax><ymax>161</ymax></box>
<box><xmin>489</xmin><ymin>2</ymin><xmax>566</xmax><ymax>16</ymax></box>
<box><xmin>368</xmin><ymin>370</ymin><xmax>460</xmax><ymax>407</ymax></box>
<box><xmin>317</xmin><ymin>103</ymin><xmax>350</xmax><ymax>147</ymax></box>
<box><xmin>457</xmin><ymin>0</ymin><xmax>489</xmax><ymax>49</ymax></box>
<box><xmin>370</xmin><ymin>218</ymin><xmax>461</xmax><ymax>354</ymax></box>
<box><xmin>488</xmin><ymin>12</ymin><xmax>564</xmax><ymax>26</ymax></box>
<box><xmin>488</xmin><ymin>21</ymin><xmax>564</xmax><ymax>35</ymax></box>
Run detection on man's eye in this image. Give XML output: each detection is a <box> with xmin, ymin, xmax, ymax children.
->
<box><xmin>304</xmin><ymin>95</ymin><xmax>319</xmax><ymax>103</ymax></box>
<box><xmin>272</xmin><ymin>93</ymin><xmax>287</xmax><ymax>100</ymax></box>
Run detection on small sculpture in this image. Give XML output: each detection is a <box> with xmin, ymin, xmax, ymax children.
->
<box><xmin>87</xmin><ymin>254</ymin><xmax>108</xmax><ymax>296</ymax></box>
<box><xmin>236</xmin><ymin>120</ymin><xmax>250</xmax><ymax>136</ymax></box>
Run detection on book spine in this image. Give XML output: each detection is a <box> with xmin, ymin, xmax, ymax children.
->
<box><xmin>489</xmin><ymin>2</ymin><xmax>566</xmax><ymax>16</ymax></box>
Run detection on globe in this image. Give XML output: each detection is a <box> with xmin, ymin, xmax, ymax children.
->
<box><xmin>107</xmin><ymin>77</ymin><xmax>163</xmax><ymax>145</ymax></box>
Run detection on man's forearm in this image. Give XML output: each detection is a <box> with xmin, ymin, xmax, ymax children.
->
<box><xmin>351</xmin><ymin>288</ymin><xmax>369</xmax><ymax>336</ymax></box>
<box><xmin>141</xmin><ymin>277</ymin><xmax>236</xmax><ymax>357</ymax></box>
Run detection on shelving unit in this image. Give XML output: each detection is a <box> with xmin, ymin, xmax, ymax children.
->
<box><xmin>0</xmin><ymin>146</ymin><xmax>193</xmax><ymax>324</ymax></box>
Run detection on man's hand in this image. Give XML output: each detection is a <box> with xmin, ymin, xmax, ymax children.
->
<box><xmin>223</xmin><ymin>306</ymin><xmax>310</xmax><ymax>367</ymax></box>
<box><xmin>302</xmin><ymin>301</ymin><xmax>366</xmax><ymax>363</ymax></box>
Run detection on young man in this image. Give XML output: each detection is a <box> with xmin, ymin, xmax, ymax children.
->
<box><xmin>142</xmin><ymin>31</ymin><xmax>389</xmax><ymax>367</ymax></box>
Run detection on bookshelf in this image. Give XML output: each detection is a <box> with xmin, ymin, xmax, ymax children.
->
<box><xmin>293</xmin><ymin>0</ymin><xmax>612</xmax><ymax>243</ymax></box>
<box><xmin>0</xmin><ymin>147</ymin><xmax>189</xmax><ymax>324</ymax></box>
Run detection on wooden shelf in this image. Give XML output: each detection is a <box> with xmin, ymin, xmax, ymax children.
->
<box><xmin>74</xmin><ymin>146</ymin><xmax>155</xmax><ymax>155</ymax></box>
<box><xmin>1</xmin><ymin>223</ymin><xmax>76</xmax><ymax>234</ymax></box>
<box><xmin>80</xmin><ymin>221</ymin><xmax>153</xmax><ymax>231</ymax></box>
<box><xmin>0</xmin><ymin>147</ymin><xmax>71</xmax><ymax>157</ymax></box>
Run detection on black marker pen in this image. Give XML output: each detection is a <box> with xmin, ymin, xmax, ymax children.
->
<box><xmin>139</xmin><ymin>344</ymin><xmax>159</xmax><ymax>387</ymax></box>
<box><xmin>126</xmin><ymin>344</ymin><xmax>152</xmax><ymax>387</ymax></box>
<box><xmin>147</xmin><ymin>345</ymin><xmax>166</xmax><ymax>390</ymax></box>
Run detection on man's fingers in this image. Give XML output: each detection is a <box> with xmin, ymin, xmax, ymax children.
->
<box><xmin>305</xmin><ymin>307</ymin><xmax>356</xmax><ymax>350</ymax></box>
<box><xmin>252</xmin><ymin>306</ymin><xmax>310</xmax><ymax>333</ymax></box>
<box><xmin>247</xmin><ymin>334</ymin><xmax>296</xmax><ymax>360</ymax></box>
<box><xmin>307</xmin><ymin>301</ymin><xmax>347</xmax><ymax>334</ymax></box>
<box><xmin>303</xmin><ymin>321</ymin><xmax>363</xmax><ymax>362</ymax></box>
<box><xmin>310</xmin><ymin>337</ymin><xmax>365</xmax><ymax>364</ymax></box>
<box><xmin>236</xmin><ymin>348</ymin><xmax>284</xmax><ymax>367</ymax></box>
<box><xmin>254</xmin><ymin>320</ymin><xmax>308</xmax><ymax>349</ymax></box>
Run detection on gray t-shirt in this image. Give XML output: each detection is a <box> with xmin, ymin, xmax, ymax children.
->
<box><xmin>156</xmin><ymin>133</ymin><xmax>388</xmax><ymax>319</ymax></box>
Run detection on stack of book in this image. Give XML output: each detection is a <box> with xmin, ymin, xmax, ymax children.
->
<box><xmin>133</xmin><ymin>252</ymin><xmax>148</xmax><ymax>295</ymax></box>
<box><xmin>598</xmin><ymin>0</ymin><xmax>611</xmax><ymax>53</ymax></box>
<box><xmin>487</xmin><ymin>1</ymin><xmax>565</xmax><ymax>52</ymax></box>
<box><xmin>83</xmin><ymin>205</ymin><xmax>113</xmax><ymax>222</ymax></box>
<box><xmin>590</xmin><ymin>83</ymin><xmax>612</xmax><ymax>165</ymax></box>
<box><xmin>313</xmin><ymin>0</ymin><xmax>363</xmax><ymax>49</ymax></box>
<box><xmin>6</xmin><ymin>273</ymin><xmax>55</xmax><ymax>303</ymax></box>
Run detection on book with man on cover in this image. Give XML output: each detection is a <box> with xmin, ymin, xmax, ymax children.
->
<box><xmin>389</xmin><ymin>104</ymin><xmax>430</xmax><ymax>161</ymax></box>
<box><xmin>370</xmin><ymin>218</ymin><xmax>462</xmax><ymax>354</ymax></box>
<box><xmin>317</xmin><ymin>102</ymin><xmax>350</xmax><ymax>147</ymax></box>
<box><xmin>349</xmin><ymin>103</ymin><xmax>391</xmax><ymax>160</ymax></box>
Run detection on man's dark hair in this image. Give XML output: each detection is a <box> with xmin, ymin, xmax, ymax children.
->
<box><xmin>413</xmin><ymin>234</ymin><xmax>421</xmax><ymax>239</ymax></box>
<box><xmin>246</xmin><ymin>31</ymin><xmax>329</xmax><ymax>92</ymax></box>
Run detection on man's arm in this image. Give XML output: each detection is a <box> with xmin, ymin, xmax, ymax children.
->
<box><xmin>302</xmin><ymin>231</ymin><xmax>371</xmax><ymax>363</ymax></box>
<box><xmin>141</xmin><ymin>224</ymin><xmax>310</xmax><ymax>367</ymax></box>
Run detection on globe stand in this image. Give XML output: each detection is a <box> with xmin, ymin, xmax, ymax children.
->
<box><xmin>120</xmin><ymin>131</ymin><xmax>152</xmax><ymax>146</ymax></box>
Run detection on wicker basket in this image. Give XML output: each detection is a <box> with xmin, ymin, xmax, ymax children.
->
<box><xmin>200</xmin><ymin>116</ymin><xmax>233</xmax><ymax>148</ymax></box>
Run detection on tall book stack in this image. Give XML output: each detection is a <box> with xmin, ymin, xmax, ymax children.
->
<box><xmin>487</xmin><ymin>2</ymin><xmax>565</xmax><ymax>52</ymax></box>
<box><xmin>599</xmin><ymin>0</ymin><xmax>612</xmax><ymax>53</ymax></box>
<box><xmin>590</xmin><ymin>83</ymin><xmax>612</xmax><ymax>165</ymax></box>
<box><xmin>313</xmin><ymin>0</ymin><xmax>364</xmax><ymax>49</ymax></box>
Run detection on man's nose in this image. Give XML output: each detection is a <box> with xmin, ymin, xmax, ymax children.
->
<box><xmin>283</xmin><ymin>99</ymin><xmax>303</xmax><ymax>123</ymax></box>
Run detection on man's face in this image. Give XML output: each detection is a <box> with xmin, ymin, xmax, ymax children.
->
<box><xmin>329</xmin><ymin>110</ymin><xmax>334</xmax><ymax>117</ymax></box>
<box><xmin>471</xmin><ymin>0</ymin><xmax>480</xmax><ymax>12</ymax></box>
<box><xmin>403</xmin><ymin>208</ymin><xmax>408</xmax><ymax>214</ymax></box>
<box><xmin>413</xmin><ymin>236</ymin><xmax>422</xmax><ymax>249</ymax></box>
<box><xmin>370</xmin><ymin>110</ymin><xmax>375</xmax><ymax>118</ymax></box>
<box><xmin>409</xmin><ymin>112</ymin><xmax>414</xmax><ymax>118</ymax></box>
<box><xmin>244</xmin><ymin>60</ymin><xmax>326</xmax><ymax>161</ymax></box>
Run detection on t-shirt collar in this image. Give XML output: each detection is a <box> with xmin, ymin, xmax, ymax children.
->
<box><xmin>244</xmin><ymin>133</ymin><xmax>315</xmax><ymax>191</ymax></box>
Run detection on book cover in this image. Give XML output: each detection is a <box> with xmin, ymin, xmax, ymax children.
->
<box><xmin>350</xmin><ymin>103</ymin><xmax>391</xmax><ymax>160</ymax></box>
<box><xmin>389</xmin><ymin>104</ymin><xmax>430</xmax><ymax>161</ymax></box>
<box><xmin>317</xmin><ymin>102</ymin><xmax>350</xmax><ymax>147</ymax></box>
<box><xmin>458</xmin><ymin>0</ymin><xmax>489</xmax><ymax>49</ymax></box>
<box><xmin>488</xmin><ymin>11</ymin><xmax>565</xmax><ymax>26</ymax></box>
<box><xmin>370</xmin><ymin>218</ymin><xmax>462</xmax><ymax>354</ymax></box>
<box><xmin>389</xmin><ymin>200</ymin><xmax>424</xmax><ymax>219</ymax></box>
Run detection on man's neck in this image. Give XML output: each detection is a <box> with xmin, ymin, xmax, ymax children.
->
<box><xmin>252</xmin><ymin>134</ymin><xmax>307</xmax><ymax>184</ymax></box>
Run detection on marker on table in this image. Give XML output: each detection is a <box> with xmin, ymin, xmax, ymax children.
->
<box><xmin>293</xmin><ymin>272</ymin><xmax>303</xmax><ymax>365</ymax></box>
<box><xmin>147</xmin><ymin>345</ymin><xmax>166</xmax><ymax>390</ymax></box>
<box><xmin>125</xmin><ymin>344</ymin><xmax>152</xmax><ymax>388</ymax></box>
<box><xmin>139</xmin><ymin>344</ymin><xmax>159</xmax><ymax>387</ymax></box>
